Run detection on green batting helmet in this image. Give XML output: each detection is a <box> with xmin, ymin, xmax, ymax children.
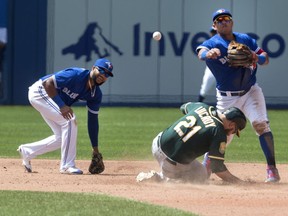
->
<box><xmin>223</xmin><ymin>107</ymin><xmax>247</xmax><ymax>137</ymax></box>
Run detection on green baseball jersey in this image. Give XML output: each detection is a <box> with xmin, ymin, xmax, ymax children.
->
<box><xmin>160</xmin><ymin>102</ymin><xmax>227</xmax><ymax>172</ymax></box>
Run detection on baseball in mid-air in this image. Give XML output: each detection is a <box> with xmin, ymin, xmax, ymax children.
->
<box><xmin>153</xmin><ymin>31</ymin><xmax>162</xmax><ymax>41</ymax></box>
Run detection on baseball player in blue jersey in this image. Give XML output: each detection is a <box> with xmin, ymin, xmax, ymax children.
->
<box><xmin>17</xmin><ymin>58</ymin><xmax>113</xmax><ymax>174</ymax></box>
<box><xmin>196</xmin><ymin>9</ymin><xmax>280</xmax><ymax>183</ymax></box>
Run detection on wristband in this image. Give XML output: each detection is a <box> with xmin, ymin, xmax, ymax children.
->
<box><xmin>52</xmin><ymin>95</ymin><xmax>65</xmax><ymax>108</ymax></box>
<box><xmin>200</xmin><ymin>50</ymin><xmax>208</xmax><ymax>60</ymax></box>
<box><xmin>257</xmin><ymin>55</ymin><xmax>266</xmax><ymax>65</ymax></box>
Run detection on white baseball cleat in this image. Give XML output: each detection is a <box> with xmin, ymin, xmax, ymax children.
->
<box><xmin>60</xmin><ymin>167</ymin><xmax>83</xmax><ymax>175</ymax></box>
<box><xmin>136</xmin><ymin>170</ymin><xmax>162</xmax><ymax>182</ymax></box>
<box><xmin>17</xmin><ymin>146</ymin><xmax>32</xmax><ymax>173</ymax></box>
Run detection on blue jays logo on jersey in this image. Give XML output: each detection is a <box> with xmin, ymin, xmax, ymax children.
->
<box><xmin>62</xmin><ymin>22</ymin><xmax>123</xmax><ymax>62</ymax></box>
<box><xmin>62</xmin><ymin>87</ymin><xmax>79</xmax><ymax>99</ymax></box>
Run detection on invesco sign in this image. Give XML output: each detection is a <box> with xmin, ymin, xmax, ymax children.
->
<box><xmin>245</xmin><ymin>33</ymin><xmax>285</xmax><ymax>58</ymax></box>
<box><xmin>133</xmin><ymin>24</ymin><xmax>285</xmax><ymax>58</ymax></box>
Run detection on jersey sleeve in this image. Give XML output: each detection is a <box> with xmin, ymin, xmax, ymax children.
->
<box><xmin>86</xmin><ymin>88</ymin><xmax>102</xmax><ymax>147</ymax></box>
<box><xmin>54</xmin><ymin>68</ymin><xmax>78</xmax><ymax>88</ymax></box>
<box><xmin>236</xmin><ymin>33</ymin><xmax>260</xmax><ymax>53</ymax></box>
<box><xmin>210</xmin><ymin>158</ymin><xmax>227</xmax><ymax>173</ymax></box>
<box><xmin>180</xmin><ymin>102</ymin><xmax>205</xmax><ymax>114</ymax></box>
<box><xmin>250</xmin><ymin>37</ymin><xmax>264</xmax><ymax>54</ymax></box>
<box><xmin>245</xmin><ymin>34</ymin><xmax>258</xmax><ymax>52</ymax></box>
<box><xmin>196</xmin><ymin>38</ymin><xmax>215</xmax><ymax>53</ymax></box>
<box><xmin>180</xmin><ymin>102</ymin><xmax>193</xmax><ymax>114</ymax></box>
<box><xmin>88</xmin><ymin>110</ymin><xmax>99</xmax><ymax>147</ymax></box>
<box><xmin>208</xmin><ymin>127</ymin><xmax>228</xmax><ymax>173</ymax></box>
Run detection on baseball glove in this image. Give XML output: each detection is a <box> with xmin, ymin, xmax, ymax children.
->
<box><xmin>227</xmin><ymin>41</ymin><xmax>254</xmax><ymax>67</ymax></box>
<box><xmin>89</xmin><ymin>152</ymin><xmax>105</xmax><ymax>174</ymax></box>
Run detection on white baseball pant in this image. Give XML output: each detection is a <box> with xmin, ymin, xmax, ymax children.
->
<box><xmin>20</xmin><ymin>80</ymin><xmax>78</xmax><ymax>171</ymax></box>
<box><xmin>199</xmin><ymin>66</ymin><xmax>216</xmax><ymax>97</ymax></box>
<box><xmin>152</xmin><ymin>132</ymin><xmax>208</xmax><ymax>183</ymax></box>
<box><xmin>216</xmin><ymin>83</ymin><xmax>269</xmax><ymax>144</ymax></box>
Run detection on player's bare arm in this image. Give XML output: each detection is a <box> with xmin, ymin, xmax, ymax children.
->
<box><xmin>215</xmin><ymin>170</ymin><xmax>244</xmax><ymax>184</ymax></box>
<box><xmin>42</xmin><ymin>77</ymin><xmax>74</xmax><ymax>120</ymax></box>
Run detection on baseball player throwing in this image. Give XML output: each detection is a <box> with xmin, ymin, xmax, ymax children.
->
<box><xmin>137</xmin><ymin>102</ymin><xmax>247</xmax><ymax>184</ymax></box>
<box><xmin>196</xmin><ymin>9</ymin><xmax>280</xmax><ymax>182</ymax></box>
<box><xmin>17</xmin><ymin>58</ymin><xmax>113</xmax><ymax>174</ymax></box>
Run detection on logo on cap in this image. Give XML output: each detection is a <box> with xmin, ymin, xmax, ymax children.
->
<box><xmin>216</xmin><ymin>9</ymin><xmax>226</xmax><ymax>14</ymax></box>
<box><xmin>106</xmin><ymin>61</ymin><xmax>113</xmax><ymax>71</ymax></box>
<box><xmin>212</xmin><ymin>8</ymin><xmax>232</xmax><ymax>22</ymax></box>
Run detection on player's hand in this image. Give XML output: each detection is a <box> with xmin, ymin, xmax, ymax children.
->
<box><xmin>60</xmin><ymin>106</ymin><xmax>74</xmax><ymax>120</ymax></box>
<box><xmin>207</xmin><ymin>48</ymin><xmax>221</xmax><ymax>59</ymax></box>
<box><xmin>252</xmin><ymin>52</ymin><xmax>258</xmax><ymax>66</ymax></box>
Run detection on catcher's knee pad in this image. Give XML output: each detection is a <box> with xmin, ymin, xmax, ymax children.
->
<box><xmin>252</xmin><ymin>121</ymin><xmax>271</xmax><ymax>135</ymax></box>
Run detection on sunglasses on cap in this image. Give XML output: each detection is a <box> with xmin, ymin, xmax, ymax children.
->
<box><xmin>215</xmin><ymin>16</ymin><xmax>232</xmax><ymax>24</ymax></box>
<box><xmin>97</xmin><ymin>67</ymin><xmax>111</xmax><ymax>78</ymax></box>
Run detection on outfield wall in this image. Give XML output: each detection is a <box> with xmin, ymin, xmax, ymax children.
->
<box><xmin>3</xmin><ymin>0</ymin><xmax>288</xmax><ymax>107</ymax></box>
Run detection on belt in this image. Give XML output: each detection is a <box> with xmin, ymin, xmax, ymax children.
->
<box><xmin>157</xmin><ymin>136</ymin><xmax>177</xmax><ymax>166</ymax></box>
<box><xmin>219</xmin><ymin>87</ymin><xmax>251</xmax><ymax>97</ymax></box>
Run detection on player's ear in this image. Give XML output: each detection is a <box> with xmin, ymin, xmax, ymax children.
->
<box><xmin>227</xmin><ymin>120</ymin><xmax>234</xmax><ymax>130</ymax></box>
<box><xmin>90</xmin><ymin>67</ymin><xmax>97</xmax><ymax>79</ymax></box>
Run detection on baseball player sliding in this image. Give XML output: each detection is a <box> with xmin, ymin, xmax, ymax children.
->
<box><xmin>17</xmin><ymin>58</ymin><xmax>112</xmax><ymax>174</ymax></box>
<box><xmin>137</xmin><ymin>102</ymin><xmax>247</xmax><ymax>184</ymax></box>
<box><xmin>196</xmin><ymin>9</ymin><xmax>280</xmax><ymax>183</ymax></box>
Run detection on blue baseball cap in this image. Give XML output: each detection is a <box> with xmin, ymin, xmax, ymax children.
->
<box><xmin>212</xmin><ymin>9</ymin><xmax>232</xmax><ymax>22</ymax></box>
<box><xmin>94</xmin><ymin>58</ymin><xmax>114</xmax><ymax>77</ymax></box>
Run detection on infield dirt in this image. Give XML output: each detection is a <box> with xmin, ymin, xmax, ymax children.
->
<box><xmin>1</xmin><ymin>159</ymin><xmax>288</xmax><ymax>216</ymax></box>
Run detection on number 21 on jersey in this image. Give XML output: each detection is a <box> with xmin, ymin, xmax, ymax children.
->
<box><xmin>173</xmin><ymin>116</ymin><xmax>201</xmax><ymax>142</ymax></box>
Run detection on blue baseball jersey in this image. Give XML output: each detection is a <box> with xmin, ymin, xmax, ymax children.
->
<box><xmin>197</xmin><ymin>32</ymin><xmax>261</xmax><ymax>91</ymax></box>
<box><xmin>41</xmin><ymin>67</ymin><xmax>102</xmax><ymax>112</ymax></box>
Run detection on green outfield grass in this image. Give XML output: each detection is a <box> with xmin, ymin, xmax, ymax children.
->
<box><xmin>0</xmin><ymin>106</ymin><xmax>287</xmax><ymax>162</ymax></box>
<box><xmin>0</xmin><ymin>191</ymin><xmax>194</xmax><ymax>216</ymax></box>
<box><xmin>0</xmin><ymin>105</ymin><xmax>287</xmax><ymax>216</ymax></box>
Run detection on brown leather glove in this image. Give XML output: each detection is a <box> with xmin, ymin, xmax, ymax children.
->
<box><xmin>227</xmin><ymin>41</ymin><xmax>253</xmax><ymax>67</ymax></box>
<box><xmin>88</xmin><ymin>152</ymin><xmax>105</xmax><ymax>174</ymax></box>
